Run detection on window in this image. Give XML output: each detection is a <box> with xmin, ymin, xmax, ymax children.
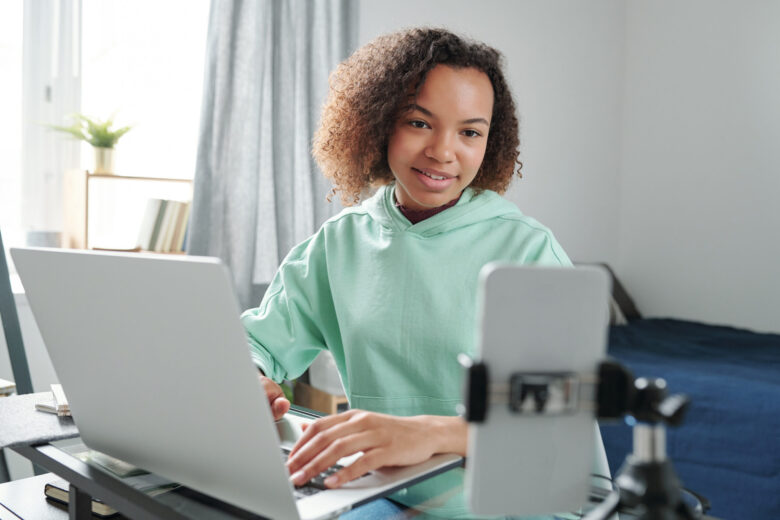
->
<box><xmin>0</xmin><ymin>1</ymin><xmax>23</xmax><ymax>251</ymax></box>
<box><xmin>80</xmin><ymin>0</ymin><xmax>210</xmax><ymax>177</ymax></box>
<box><xmin>2</xmin><ymin>0</ymin><xmax>209</xmax><ymax>269</ymax></box>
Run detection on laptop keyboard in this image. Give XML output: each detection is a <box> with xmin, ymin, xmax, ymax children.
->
<box><xmin>281</xmin><ymin>448</ymin><xmax>345</xmax><ymax>500</ymax></box>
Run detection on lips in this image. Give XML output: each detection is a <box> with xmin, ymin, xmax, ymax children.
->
<box><xmin>414</xmin><ymin>167</ymin><xmax>456</xmax><ymax>180</ymax></box>
<box><xmin>412</xmin><ymin>167</ymin><xmax>457</xmax><ymax>190</ymax></box>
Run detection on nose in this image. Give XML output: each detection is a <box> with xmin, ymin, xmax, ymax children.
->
<box><xmin>424</xmin><ymin>131</ymin><xmax>455</xmax><ymax>163</ymax></box>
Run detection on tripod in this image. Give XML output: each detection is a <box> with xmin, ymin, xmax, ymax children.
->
<box><xmin>584</xmin><ymin>374</ymin><xmax>699</xmax><ymax>520</ymax></box>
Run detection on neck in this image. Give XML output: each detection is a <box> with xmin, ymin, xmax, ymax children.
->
<box><xmin>394</xmin><ymin>191</ymin><xmax>461</xmax><ymax>224</ymax></box>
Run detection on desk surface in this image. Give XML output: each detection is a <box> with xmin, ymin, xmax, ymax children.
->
<box><xmin>0</xmin><ymin>472</ymin><xmax>116</xmax><ymax>520</ymax></box>
<box><xmin>12</xmin><ymin>440</ymin><xmax>271</xmax><ymax>520</ymax></box>
<box><xmin>1</xmin><ymin>444</ymin><xmax>723</xmax><ymax>520</ymax></box>
<box><xmin>5</xmin><ymin>440</ymin><xmax>428</xmax><ymax>520</ymax></box>
<box><xmin>0</xmin><ymin>393</ymin><xmax>77</xmax><ymax>450</ymax></box>
<box><xmin>0</xmin><ymin>394</ymin><xmax>720</xmax><ymax>519</ymax></box>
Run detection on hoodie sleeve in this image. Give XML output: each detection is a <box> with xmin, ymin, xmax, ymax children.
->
<box><xmin>502</xmin><ymin>214</ymin><xmax>573</xmax><ymax>267</ymax></box>
<box><xmin>530</xmin><ymin>231</ymin><xmax>573</xmax><ymax>267</ymax></box>
<box><xmin>240</xmin><ymin>232</ymin><xmax>337</xmax><ymax>384</ymax></box>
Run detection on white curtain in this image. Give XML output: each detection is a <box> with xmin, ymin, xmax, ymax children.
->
<box><xmin>188</xmin><ymin>0</ymin><xmax>356</xmax><ymax>308</ymax></box>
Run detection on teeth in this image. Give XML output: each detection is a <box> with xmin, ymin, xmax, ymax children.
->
<box><xmin>419</xmin><ymin>170</ymin><xmax>447</xmax><ymax>180</ymax></box>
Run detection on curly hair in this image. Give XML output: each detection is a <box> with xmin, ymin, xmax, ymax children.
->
<box><xmin>312</xmin><ymin>27</ymin><xmax>522</xmax><ymax>206</ymax></box>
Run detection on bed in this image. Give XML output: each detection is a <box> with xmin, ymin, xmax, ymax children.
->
<box><xmin>600</xmin><ymin>317</ymin><xmax>780</xmax><ymax>519</ymax></box>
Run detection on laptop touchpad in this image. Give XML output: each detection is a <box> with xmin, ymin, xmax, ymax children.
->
<box><xmin>276</xmin><ymin>415</ymin><xmax>308</xmax><ymax>448</ymax></box>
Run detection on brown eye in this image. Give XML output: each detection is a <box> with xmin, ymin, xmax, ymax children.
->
<box><xmin>462</xmin><ymin>129</ymin><xmax>481</xmax><ymax>138</ymax></box>
<box><xmin>409</xmin><ymin>120</ymin><xmax>429</xmax><ymax>129</ymax></box>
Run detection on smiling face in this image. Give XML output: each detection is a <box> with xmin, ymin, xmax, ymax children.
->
<box><xmin>387</xmin><ymin>65</ymin><xmax>494</xmax><ymax>210</ymax></box>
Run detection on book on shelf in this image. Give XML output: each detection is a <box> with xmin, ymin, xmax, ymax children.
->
<box><xmin>178</xmin><ymin>203</ymin><xmax>192</xmax><ymax>252</ymax></box>
<box><xmin>154</xmin><ymin>200</ymin><xmax>179</xmax><ymax>252</ymax></box>
<box><xmin>134</xmin><ymin>198</ymin><xmax>191</xmax><ymax>253</ymax></box>
<box><xmin>167</xmin><ymin>200</ymin><xmax>191</xmax><ymax>253</ymax></box>
<box><xmin>158</xmin><ymin>201</ymin><xmax>177</xmax><ymax>252</ymax></box>
<box><xmin>136</xmin><ymin>198</ymin><xmax>163</xmax><ymax>251</ymax></box>
<box><xmin>145</xmin><ymin>199</ymin><xmax>169</xmax><ymax>251</ymax></box>
<box><xmin>165</xmin><ymin>201</ymin><xmax>190</xmax><ymax>253</ymax></box>
<box><xmin>151</xmin><ymin>200</ymin><xmax>173</xmax><ymax>252</ymax></box>
<box><xmin>170</xmin><ymin>201</ymin><xmax>191</xmax><ymax>253</ymax></box>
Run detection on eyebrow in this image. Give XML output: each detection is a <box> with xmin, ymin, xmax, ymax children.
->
<box><xmin>405</xmin><ymin>104</ymin><xmax>490</xmax><ymax>127</ymax></box>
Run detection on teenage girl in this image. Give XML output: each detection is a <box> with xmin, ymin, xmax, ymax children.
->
<box><xmin>242</xmin><ymin>27</ymin><xmax>609</xmax><ymax>519</ymax></box>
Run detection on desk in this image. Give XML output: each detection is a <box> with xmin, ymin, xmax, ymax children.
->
<box><xmin>0</xmin><ymin>472</ymin><xmax>118</xmax><ymax>520</ymax></box>
<box><xmin>2</xmin><ymin>445</ymin><xmax>722</xmax><ymax>520</ymax></box>
<box><xmin>1</xmin><ymin>395</ymin><xmax>718</xmax><ymax>520</ymax></box>
<box><xmin>4</xmin><ymin>439</ymin><xmax>429</xmax><ymax>520</ymax></box>
<box><xmin>10</xmin><ymin>440</ymin><xmax>274</xmax><ymax>519</ymax></box>
<box><xmin>1</xmin><ymin>393</ymin><xmax>261</xmax><ymax>519</ymax></box>
<box><xmin>0</xmin><ymin>395</ymin><xmax>424</xmax><ymax>520</ymax></box>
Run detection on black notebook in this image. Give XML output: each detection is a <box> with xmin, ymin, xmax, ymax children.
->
<box><xmin>44</xmin><ymin>478</ymin><xmax>118</xmax><ymax>517</ymax></box>
<box><xmin>44</xmin><ymin>473</ymin><xmax>179</xmax><ymax>518</ymax></box>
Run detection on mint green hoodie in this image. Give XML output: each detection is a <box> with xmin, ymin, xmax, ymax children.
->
<box><xmin>242</xmin><ymin>184</ymin><xmax>606</xmax><ymax>519</ymax></box>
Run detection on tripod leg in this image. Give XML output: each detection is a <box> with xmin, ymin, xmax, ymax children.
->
<box><xmin>581</xmin><ymin>488</ymin><xmax>621</xmax><ymax>520</ymax></box>
<box><xmin>676</xmin><ymin>500</ymin><xmax>698</xmax><ymax>520</ymax></box>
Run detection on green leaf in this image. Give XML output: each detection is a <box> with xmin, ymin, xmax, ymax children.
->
<box><xmin>48</xmin><ymin>113</ymin><xmax>133</xmax><ymax>148</ymax></box>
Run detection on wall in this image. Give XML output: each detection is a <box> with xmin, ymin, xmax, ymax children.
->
<box><xmin>618</xmin><ymin>1</ymin><xmax>780</xmax><ymax>333</ymax></box>
<box><xmin>360</xmin><ymin>0</ymin><xmax>780</xmax><ymax>334</ymax></box>
<box><xmin>358</xmin><ymin>0</ymin><xmax>626</xmax><ymax>267</ymax></box>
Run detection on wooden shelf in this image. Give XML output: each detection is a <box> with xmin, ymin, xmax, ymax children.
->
<box><xmin>90</xmin><ymin>247</ymin><xmax>186</xmax><ymax>255</ymax></box>
<box><xmin>64</xmin><ymin>170</ymin><xmax>193</xmax><ymax>250</ymax></box>
<box><xmin>87</xmin><ymin>172</ymin><xmax>193</xmax><ymax>183</ymax></box>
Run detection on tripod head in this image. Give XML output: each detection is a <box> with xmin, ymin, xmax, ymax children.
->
<box><xmin>598</xmin><ymin>361</ymin><xmax>689</xmax><ymax>426</ymax></box>
<box><xmin>460</xmin><ymin>358</ymin><xmax>706</xmax><ymax>519</ymax></box>
<box><xmin>586</xmin><ymin>362</ymin><xmax>700</xmax><ymax>520</ymax></box>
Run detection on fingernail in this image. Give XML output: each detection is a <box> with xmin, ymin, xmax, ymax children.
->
<box><xmin>291</xmin><ymin>471</ymin><xmax>305</xmax><ymax>485</ymax></box>
<box><xmin>324</xmin><ymin>475</ymin><xmax>339</xmax><ymax>487</ymax></box>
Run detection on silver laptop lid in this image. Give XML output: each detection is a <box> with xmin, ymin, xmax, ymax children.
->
<box><xmin>13</xmin><ymin>248</ymin><xmax>464</xmax><ymax>520</ymax></box>
<box><xmin>12</xmin><ymin>248</ymin><xmax>299</xmax><ymax>519</ymax></box>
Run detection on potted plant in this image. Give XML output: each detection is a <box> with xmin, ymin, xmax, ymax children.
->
<box><xmin>52</xmin><ymin>114</ymin><xmax>132</xmax><ymax>174</ymax></box>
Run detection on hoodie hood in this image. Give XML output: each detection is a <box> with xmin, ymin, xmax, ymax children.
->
<box><xmin>362</xmin><ymin>183</ymin><xmax>523</xmax><ymax>237</ymax></box>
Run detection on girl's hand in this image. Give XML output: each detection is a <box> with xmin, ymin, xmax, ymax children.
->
<box><xmin>258</xmin><ymin>373</ymin><xmax>290</xmax><ymax>421</ymax></box>
<box><xmin>285</xmin><ymin>410</ymin><xmax>466</xmax><ymax>488</ymax></box>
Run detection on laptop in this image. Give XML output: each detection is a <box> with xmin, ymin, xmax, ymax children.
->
<box><xmin>11</xmin><ymin>248</ymin><xmax>462</xmax><ymax>520</ymax></box>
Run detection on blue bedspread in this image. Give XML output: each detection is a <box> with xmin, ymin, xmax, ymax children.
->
<box><xmin>600</xmin><ymin>318</ymin><xmax>780</xmax><ymax>519</ymax></box>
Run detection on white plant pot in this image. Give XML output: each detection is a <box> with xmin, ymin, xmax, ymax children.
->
<box><xmin>93</xmin><ymin>146</ymin><xmax>115</xmax><ymax>174</ymax></box>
